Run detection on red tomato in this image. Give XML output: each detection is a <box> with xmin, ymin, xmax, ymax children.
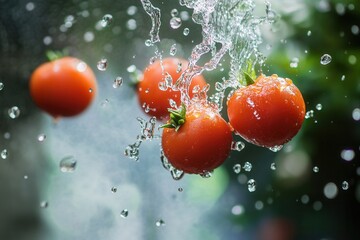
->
<box><xmin>30</xmin><ymin>57</ymin><xmax>97</xmax><ymax>118</ymax></box>
<box><xmin>162</xmin><ymin>103</ymin><xmax>233</xmax><ymax>174</ymax></box>
<box><xmin>227</xmin><ymin>74</ymin><xmax>305</xmax><ymax>148</ymax></box>
<box><xmin>137</xmin><ymin>58</ymin><xmax>207</xmax><ymax>121</ymax></box>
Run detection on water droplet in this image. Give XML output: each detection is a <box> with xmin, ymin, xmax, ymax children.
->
<box><xmin>199</xmin><ymin>171</ymin><xmax>213</xmax><ymax>178</ymax></box>
<box><xmin>3</xmin><ymin>132</ymin><xmax>10</xmax><ymax>140</ymax></box>
<box><xmin>101</xmin><ymin>14</ymin><xmax>113</xmax><ymax>27</ymax></box>
<box><xmin>1</xmin><ymin>149</ymin><xmax>8</xmax><ymax>159</ymax></box>
<box><xmin>255</xmin><ymin>200</ymin><xmax>264</xmax><ymax>210</ymax></box>
<box><xmin>313</xmin><ymin>201</ymin><xmax>322</xmax><ymax>211</ymax></box>
<box><xmin>171</xmin><ymin>8</ymin><xmax>179</xmax><ymax>17</ymax></box>
<box><xmin>313</xmin><ymin>166</ymin><xmax>319</xmax><ymax>173</ymax></box>
<box><xmin>40</xmin><ymin>201</ymin><xmax>48</xmax><ymax>208</ymax></box>
<box><xmin>320</xmin><ymin>54</ymin><xmax>332</xmax><ymax>65</ymax></box>
<box><xmin>305</xmin><ymin>110</ymin><xmax>314</xmax><ymax>119</ymax></box>
<box><xmin>233</xmin><ymin>164</ymin><xmax>241</xmax><ymax>174</ymax></box>
<box><xmin>176</xmin><ymin>62</ymin><xmax>182</xmax><ymax>73</ymax></box>
<box><xmin>111</xmin><ymin>187</ymin><xmax>117</xmax><ymax>193</ymax></box>
<box><xmin>290</xmin><ymin>57</ymin><xmax>299</xmax><ymax>68</ymax></box>
<box><xmin>145</xmin><ymin>39</ymin><xmax>153</xmax><ymax>47</ymax></box>
<box><xmin>342</xmin><ymin>181</ymin><xmax>349</xmax><ymax>190</ymax></box>
<box><xmin>113</xmin><ymin>77</ymin><xmax>123</xmax><ymax>88</ymax></box>
<box><xmin>97</xmin><ymin>58</ymin><xmax>108</xmax><ymax>71</ymax></box>
<box><xmin>352</xmin><ymin>108</ymin><xmax>360</xmax><ymax>121</ymax></box>
<box><xmin>126</xmin><ymin>19</ymin><xmax>137</xmax><ymax>30</ymax></box>
<box><xmin>247</xmin><ymin>179</ymin><xmax>256</xmax><ymax>192</ymax></box>
<box><xmin>315</xmin><ymin>103</ymin><xmax>322</xmax><ymax>111</ymax></box>
<box><xmin>231</xmin><ymin>205</ymin><xmax>245</xmax><ymax>215</ymax></box>
<box><xmin>170</xmin><ymin>17</ymin><xmax>182</xmax><ymax>29</ymax></box>
<box><xmin>340</xmin><ymin>149</ymin><xmax>355</xmax><ymax>161</ymax></box>
<box><xmin>59</xmin><ymin>156</ymin><xmax>77</xmax><ymax>173</ymax></box>
<box><xmin>156</xmin><ymin>219</ymin><xmax>165</xmax><ymax>227</ymax></box>
<box><xmin>37</xmin><ymin>134</ymin><xmax>46</xmax><ymax>142</ymax></box>
<box><xmin>323</xmin><ymin>182</ymin><xmax>338</xmax><ymax>199</ymax></box>
<box><xmin>89</xmin><ymin>88</ymin><xmax>93</xmax><ymax>93</ymax></box>
<box><xmin>269</xmin><ymin>145</ymin><xmax>283</xmax><ymax>152</ymax></box>
<box><xmin>301</xmin><ymin>194</ymin><xmax>310</xmax><ymax>204</ymax></box>
<box><xmin>120</xmin><ymin>209</ymin><xmax>129</xmax><ymax>218</ymax></box>
<box><xmin>0</xmin><ymin>82</ymin><xmax>4</xmax><ymax>91</ymax></box>
<box><xmin>307</xmin><ymin>30</ymin><xmax>312</xmax><ymax>36</ymax></box>
<box><xmin>178</xmin><ymin>187</ymin><xmax>183</xmax><ymax>192</ymax></box>
<box><xmin>231</xmin><ymin>141</ymin><xmax>245</xmax><ymax>151</ymax></box>
<box><xmin>183</xmin><ymin>28</ymin><xmax>190</xmax><ymax>36</ymax></box>
<box><xmin>243</xmin><ymin>162</ymin><xmax>252</xmax><ymax>172</ymax></box>
<box><xmin>169</xmin><ymin>44</ymin><xmax>177</xmax><ymax>56</ymax></box>
<box><xmin>148</xmin><ymin>57</ymin><xmax>156</xmax><ymax>65</ymax></box>
<box><xmin>341</xmin><ymin>75</ymin><xmax>346</xmax><ymax>81</ymax></box>
<box><xmin>24</xmin><ymin>175</ymin><xmax>28</xmax><ymax>180</ymax></box>
<box><xmin>8</xmin><ymin>106</ymin><xmax>20</xmax><ymax>119</ymax></box>
<box><xmin>127</xmin><ymin>6</ymin><xmax>137</xmax><ymax>16</ymax></box>
<box><xmin>270</xmin><ymin>162</ymin><xmax>276</xmax><ymax>170</ymax></box>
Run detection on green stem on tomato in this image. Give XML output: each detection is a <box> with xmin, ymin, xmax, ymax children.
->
<box><xmin>160</xmin><ymin>103</ymin><xmax>186</xmax><ymax>131</ymax></box>
<box><xmin>46</xmin><ymin>50</ymin><xmax>64</xmax><ymax>61</ymax></box>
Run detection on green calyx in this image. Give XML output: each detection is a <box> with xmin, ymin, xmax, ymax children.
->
<box><xmin>160</xmin><ymin>103</ymin><xmax>186</xmax><ymax>131</ymax></box>
<box><xmin>240</xmin><ymin>60</ymin><xmax>256</xmax><ymax>86</ymax></box>
<box><xmin>46</xmin><ymin>50</ymin><xmax>66</xmax><ymax>61</ymax></box>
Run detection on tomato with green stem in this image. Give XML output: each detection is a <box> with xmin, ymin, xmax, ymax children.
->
<box><xmin>227</xmin><ymin>74</ymin><xmax>305</xmax><ymax>149</ymax></box>
<box><xmin>161</xmin><ymin>103</ymin><xmax>233</xmax><ymax>174</ymax></box>
<box><xmin>30</xmin><ymin>53</ymin><xmax>97</xmax><ymax>118</ymax></box>
<box><xmin>137</xmin><ymin>57</ymin><xmax>207</xmax><ymax>121</ymax></box>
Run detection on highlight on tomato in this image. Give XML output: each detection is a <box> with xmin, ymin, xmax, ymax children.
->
<box><xmin>161</xmin><ymin>103</ymin><xmax>233</xmax><ymax>174</ymax></box>
<box><xmin>29</xmin><ymin>53</ymin><xmax>97</xmax><ymax>118</ymax></box>
<box><xmin>137</xmin><ymin>57</ymin><xmax>207</xmax><ymax>121</ymax></box>
<box><xmin>227</xmin><ymin>74</ymin><xmax>305</xmax><ymax>149</ymax></box>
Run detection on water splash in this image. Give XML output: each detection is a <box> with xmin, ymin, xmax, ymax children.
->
<box><xmin>124</xmin><ymin>117</ymin><xmax>159</xmax><ymax>161</ymax></box>
<box><xmin>160</xmin><ymin>149</ymin><xmax>184</xmax><ymax>180</ymax></box>
<box><xmin>140</xmin><ymin>0</ymin><xmax>161</xmax><ymax>44</ymax></box>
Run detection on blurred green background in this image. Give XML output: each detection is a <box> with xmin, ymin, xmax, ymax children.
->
<box><xmin>0</xmin><ymin>0</ymin><xmax>359</xmax><ymax>240</ymax></box>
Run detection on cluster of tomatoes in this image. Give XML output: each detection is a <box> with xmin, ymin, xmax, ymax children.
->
<box><xmin>30</xmin><ymin>56</ymin><xmax>305</xmax><ymax>175</ymax></box>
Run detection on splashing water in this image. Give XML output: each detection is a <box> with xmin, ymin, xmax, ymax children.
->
<box><xmin>140</xmin><ymin>0</ymin><xmax>161</xmax><ymax>44</ymax></box>
<box><xmin>124</xmin><ymin>117</ymin><xmax>159</xmax><ymax>161</ymax></box>
<box><xmin>160</xmin><ymin>149</ymin><xmax>184</xmax><ymax>180</ymax></box>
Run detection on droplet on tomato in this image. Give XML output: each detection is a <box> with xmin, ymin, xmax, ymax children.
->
<box><xmin>269</xmin><ymin>145</ymin><xmax>283</xmax><ymax>152</ymax></box>
<box><xmin>97</xmin><ymin>58</ymin><xmax>108</xmax><ymax>71</ymax></box>
<box><xmin>247</xmin><ymin>179</ymin><xmax>256</xmax><ymax>192</ymax></box>
<box><xmin>8</xmin><ymin>106</ymin><xmax>20</xmax><ymax>119</ymax></box>
<box><xmin>59</xmin><ymin>156</ymin><xmax>77</xmax><ymax>173</ymax></box>
<box><xmin>200</xmin><ymin>171</ymin><xmax>213</xmax><ymax>178</ymax></box>
<box><xmin>320</xmin><ymin>54</ymin><xmax>332</xmax><ymax>65</ymax></box>
<box><xmin>170</xmin><ymin>17</ymin><xmax>182</xmax><ymax>29</ymax></box>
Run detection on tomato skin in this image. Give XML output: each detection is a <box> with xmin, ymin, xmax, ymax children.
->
<box><xmin>162</xmin><ymin>104</ymin><xmax>232</xmax><ymax>174</ymax></box>
<box><xmin>30</xmin><ymin>57</ymin><xmax>97</xmax><ymax>118</ymax></box>
<box><xmin>227</xmin><ymin>74</ymin><xmax>305</xmax><ymax>148</ymax></box>
<box><xmin>137</xmin><ymin>58</ymin><xmax>207</xmax><ymax>121</ymax></box>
